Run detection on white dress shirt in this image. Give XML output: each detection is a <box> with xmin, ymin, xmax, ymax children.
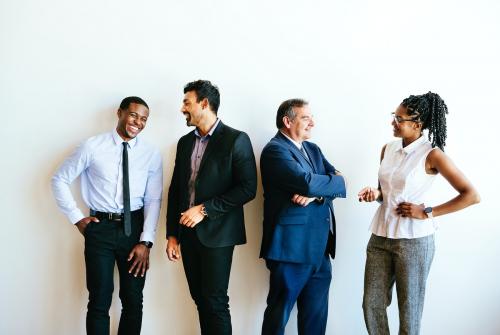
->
<box><xmin>370</xmin><ymin>136</ymin><xmax>437</xmax><ymax>239</ymax></box>
<box><xmin>52</xmin><ymin>129</ymin><xmax>163</xmax><ymax>242</ymax></box>
<box><xmin>280</xmin><ymin>131</ymin><xmax>305</xmax><ymax>151</ymax></box>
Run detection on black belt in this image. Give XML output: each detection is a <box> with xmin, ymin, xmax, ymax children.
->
<box><xmin>90</xmin><ymin>209</ymin><xmax>142</xmax><ymax>222</ymax></box>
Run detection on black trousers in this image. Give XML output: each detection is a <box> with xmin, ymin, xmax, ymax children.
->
<box><xmin>181</xmin><ymin>227</ymin><xmax>235</xmax><ymax>335</ymax></box>
<box><xmin>84</xmin><ymin>210</ymin><xmax>145</xmax><ymax>335</ymax></box>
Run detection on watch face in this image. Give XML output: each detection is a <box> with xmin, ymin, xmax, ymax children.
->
<box><xmin>424</xmin><ymin>207</ymin><xmax>433</xmax><ymax>213</ymax></box>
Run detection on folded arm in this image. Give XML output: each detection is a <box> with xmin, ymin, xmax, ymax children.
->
<box><xmin>261</xmin><ymin>144</ymin><xmax>346</xmax><ymax>199</ymax></box>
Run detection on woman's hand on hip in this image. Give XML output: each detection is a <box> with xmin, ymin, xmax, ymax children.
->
<box><xmin>396</xmin><ymin>202</ymin><xmax>427</xmax><ymax>219</ymax></box>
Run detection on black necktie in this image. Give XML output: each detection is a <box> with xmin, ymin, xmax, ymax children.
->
<box><xmin>122</xmin><ymin>142</ymin><xmax>131</xmax><ymax>237</ymax></box>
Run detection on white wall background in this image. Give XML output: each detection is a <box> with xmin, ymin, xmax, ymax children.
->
<box><xmin>1</xmin><ymin>0</ymin><xmax>499</xmax><ymax>334</ymax></box>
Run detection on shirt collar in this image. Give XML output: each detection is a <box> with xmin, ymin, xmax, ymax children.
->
<box><xmin>195</xmin><ymin>118</ymin><xmax>220</xmax><ymax>140</ymax></box>
<box><xmin>279</xmin><ymin>130</ymin><xmax>303</xmax><ymax>150</ymax></box>
<box><xmin>112</xmin><ymin>129</ymin><xmax>138</xmax><ymax>148</ymax></box>
<box><xmin>398</xmin><ymin>135</ymin><xmax>426</xmax><ymax>155</ymax></box>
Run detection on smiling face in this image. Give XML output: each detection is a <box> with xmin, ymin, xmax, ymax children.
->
<box><xmin>391</xmin><ymin>104</ymin><xmax>421</xmax><ymax>139</ymax></box>
<box><xmin>116</xmin><ymin>102</ymin><xmax>149</xmax><ymax>141</ymax></box>
<box><xmin>181</xmin><ymin>90</ymin><xmax>208</xmax><ymax>127</ymax></box>
<box><xmin>282</xmin><ymin>105</ymin><xmax>314</xmax><ymax>143</ymax></box>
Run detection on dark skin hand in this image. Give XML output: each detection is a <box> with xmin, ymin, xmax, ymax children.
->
<box><xmin>128</xmin><ymin>244</ymin><xmax>150</xmax><ymax>277</ymax></box>
<box><xmin>396</xmin><ymin>202</ymin><xmax>427</xmax><ymax>219</ymax></box>
<box><xmin>75</xmin><ymin>217</ymin><xmax>150</xmax><ymax>277</ymax></box>
<box><xmin>75</xmin><ymin>216</ymin><xmax>100</xmax><ymax>235</ymax></box>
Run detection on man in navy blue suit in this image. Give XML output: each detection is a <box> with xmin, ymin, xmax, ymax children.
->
<box><xmin>260</xmin><ymin>98</ymin><xmax>346</xmax><ymax>335</ymax></box>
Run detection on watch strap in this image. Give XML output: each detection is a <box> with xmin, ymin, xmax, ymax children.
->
<box><xmin>424</xmin><ymin>206</ymin><xmax>433</xmax><ymax>219</ymax></box>
<box><xmin>140</xmin><ymin>241</ymin><xmax>153</xmax><ymax>248</ymax></box>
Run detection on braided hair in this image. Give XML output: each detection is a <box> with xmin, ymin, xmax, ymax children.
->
<box><xmin>401</xmin><ymin>91</ymin><xmax>448</xmax><ymax>150</ymax></box>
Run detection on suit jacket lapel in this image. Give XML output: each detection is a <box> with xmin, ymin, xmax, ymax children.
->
<box><xmin>183</xmin><ymin>131</ymin><xmax>196</xmax><ymax>157</ymax></box>
<box><xmin>275</xmin><ymin>132</ymin><xmax>314</xmax><ymax>170</ymax></box>
<box><xmin>198</xmin><ymin>121</ymin><xmax>225</xmax><ymax>174</ymax></box>
<box><xmin>181</xmin><ymin>131</ymin><xmax>196</xmax><ymax>181</ymax></box>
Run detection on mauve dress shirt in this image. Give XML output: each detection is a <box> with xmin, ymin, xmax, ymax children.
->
<box><xmin>188</xmin><ymin>119</ymin><xmax>221</xmax><ymax>207</ymax></box>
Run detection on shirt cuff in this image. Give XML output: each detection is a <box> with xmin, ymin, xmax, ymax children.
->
<box><xmin>140</xmin><ymin>231</ymin><xmax>155</xmax><ymax>243</ymax></box>
<box><xmin>69</xmin><ymin>210</ymin><xmax>85</xmax><ymax>225</ymax></box>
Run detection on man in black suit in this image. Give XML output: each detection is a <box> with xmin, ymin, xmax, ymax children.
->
<box><xmin>166</xmin><ymin>80</ymin><xmax>257</xmax><ymax>335</ymax></box>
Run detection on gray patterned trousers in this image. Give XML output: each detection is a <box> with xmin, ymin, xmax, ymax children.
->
<box><xmin>362</xmin><ymin>234</ymin><xmax>435</xmax><ymax>335</ymax></box>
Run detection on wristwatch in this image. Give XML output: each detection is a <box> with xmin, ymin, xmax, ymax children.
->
<box><xmin>139</xmin><ymin>241</ymin><xmax>153</xmax><ymax>248</ymax></box>
<box><xmin>424</xmin><ymin>207</ymin><xmax>433</xmax><ymax>219</ymax></box>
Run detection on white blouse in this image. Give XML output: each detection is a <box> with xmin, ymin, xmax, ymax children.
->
<box><xmin>370</xmin><ymin>136</ymin><xmax>437</xmax><ymax>239</ymax></box>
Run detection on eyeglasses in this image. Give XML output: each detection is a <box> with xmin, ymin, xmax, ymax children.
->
<box><xmin>391</xmin><ymin>113</ymin><xmax>419</xmax><ymax>124</ymax></box>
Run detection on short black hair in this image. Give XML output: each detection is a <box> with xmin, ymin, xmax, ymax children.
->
<box><xmin>119</xmin><ymin>96</ymin><xmax>149</xmax><ymax>110</ymax></box>
<box><xmin>401</xmin><ymin>91</ymin><xmax>448</xmax><ymax>150</ymax></box>
<box><xmin>184</xmin><ymin>80</ymin><xmax>220</xmax><ymax>114</ymax></box>
<box><xmin>276</xmin><ymin>99</ymin><xmax>308</xmax><ymax>129</ymax></box>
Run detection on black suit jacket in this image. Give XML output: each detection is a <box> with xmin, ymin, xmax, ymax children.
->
<box><xmin>167</xmin><ymin>121</ymin><xmax>257</xmax><ymax>248</ymax></box>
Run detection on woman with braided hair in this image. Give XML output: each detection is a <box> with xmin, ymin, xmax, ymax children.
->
<box><xmin>358</xmin><ymin>92</ymin><xmax>480</xmax><ymax>334</ymax></box>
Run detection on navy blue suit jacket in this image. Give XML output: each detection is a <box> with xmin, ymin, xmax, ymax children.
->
<box><xmin>260</xmin><ymin>132</ymin><xmax>346</xmax><ymax>264</ymax></box>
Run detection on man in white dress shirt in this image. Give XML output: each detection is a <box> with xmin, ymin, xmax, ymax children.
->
<box><xmin>52</xmin><ymin>96</ymin><xmax>163</xmax><ymax>335</ymax></box>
